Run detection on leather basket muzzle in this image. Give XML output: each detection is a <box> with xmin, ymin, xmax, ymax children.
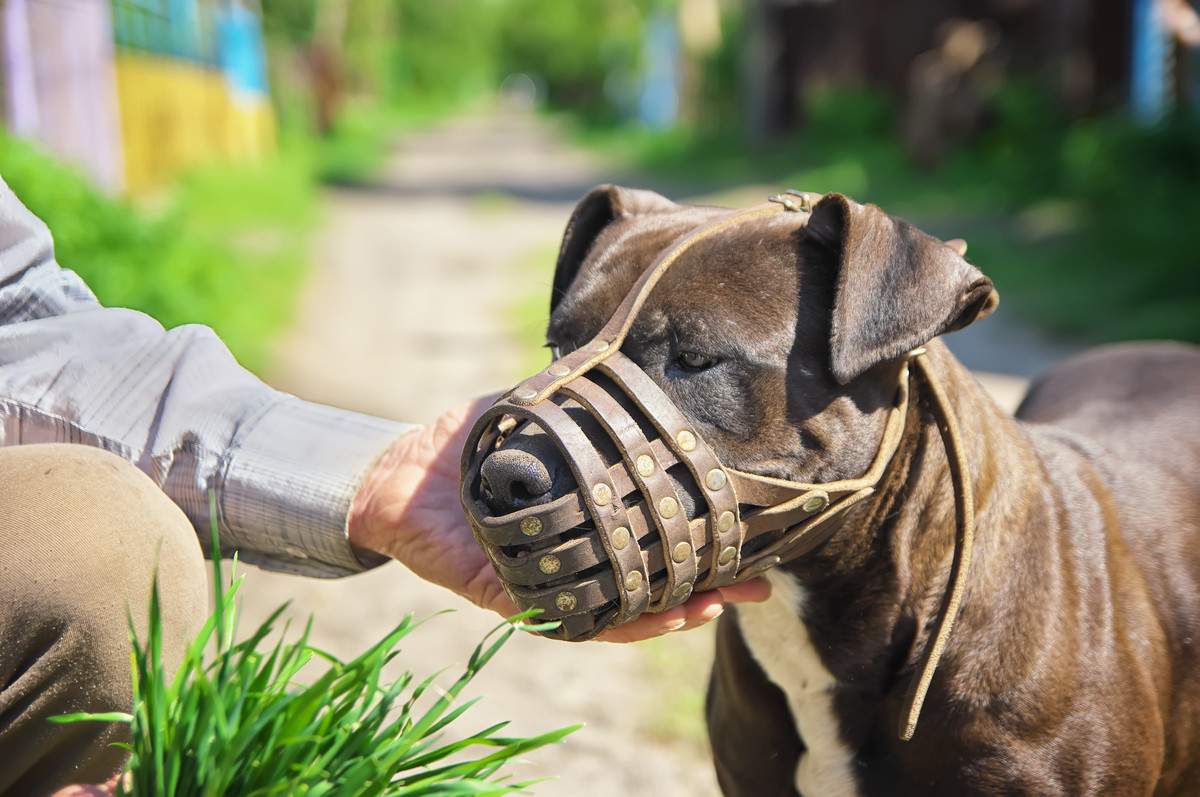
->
<box><xmin>459</xmin><ymin>195</ymin><xmax>911</xmax><ymax>642</ymax></box>
<box><xmin>462</xmin><ymin>350</ymin><xmax>743</xmax><ymax>641</ymax></box>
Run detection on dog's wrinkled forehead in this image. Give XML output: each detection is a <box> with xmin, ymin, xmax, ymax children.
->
<box><xmin>549</xmin><ymin>209</ymin><xmax>815</xmax><ymax>358</ymax></box>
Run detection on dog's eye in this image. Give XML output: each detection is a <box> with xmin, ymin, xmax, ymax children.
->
<box><xmin>677</xmin><ymin>351</ymin><xmax>717</xmax><ymax>371</ymax></box>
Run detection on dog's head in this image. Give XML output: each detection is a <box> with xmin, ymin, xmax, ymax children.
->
<box><xmin>480</xmin><ymin>185</ymin><xmax>997</xmax><ymax>518</ymax></box>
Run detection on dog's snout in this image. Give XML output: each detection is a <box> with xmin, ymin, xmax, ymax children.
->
<box><xmin>480</xmin><ymin>448</ymin><xmax>556</xmax><ymax>514</ymax></box>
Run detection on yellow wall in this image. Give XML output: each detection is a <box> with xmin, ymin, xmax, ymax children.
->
<box><xmin>114</xmin><ymin>52</ymin><xmax>275</xmax><ymax>194</ymax></box>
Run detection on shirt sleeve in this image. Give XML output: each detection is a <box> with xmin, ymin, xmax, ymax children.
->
<box><xmin>0</xmin><ymin>177</ymin><xmax>414</xmax><ymax>577</ymax></box>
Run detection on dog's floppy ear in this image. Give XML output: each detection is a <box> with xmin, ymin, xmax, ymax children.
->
<box><xmin>552</xmin><ymin>184</ymin><xmax>676</xmax><ymax>312</ymax></box>
<box><xmin>804</xmin><ymin>193</ymin><xmax>999</xmax><ymax>384</ymax></box>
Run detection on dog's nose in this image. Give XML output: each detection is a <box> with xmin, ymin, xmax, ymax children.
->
<box><xmin>480</xmin><ymin>448</ymin><xmax>555</xmax><ymax>514</ymax></box>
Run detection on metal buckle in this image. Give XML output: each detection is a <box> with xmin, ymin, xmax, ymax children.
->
<box><xmin>767</xmin><ymin>189</ymin><xmax>814</xmax><ymax>212</ymax></box>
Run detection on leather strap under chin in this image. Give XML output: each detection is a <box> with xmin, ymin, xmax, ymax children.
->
<box><xmin>459</xmin><ymin>191</ymin><xmax>977</xmax><ymax>741</ymax></box>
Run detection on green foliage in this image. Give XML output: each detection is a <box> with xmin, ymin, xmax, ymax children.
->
<box><xmin>312</xmin><ymin>101</ymin><xmax>401</xmax><ymax>184</ymax></box>
<box><xmin>263</xmin><ymin>0</ymin><xmax>499</xmax><ymax>187</ymax></box>
<box><xmin>386</xmin><ymin>0</ymin><xmax>503</xmax><ymax>103</ymax></box>
<box><xmin>262</xmin><ymin>0</ymin><xmax>505</xmax><ymax>107</ymax></box>
<box><xmin>259</xmin><ymin>0</ymin><xmax>318</xmax><ymax>44</ymax></box>
<box><xmin>262</xmin><ymin>0</ymin><xmax>655</xmax><ymax>122</ymax></box>
<box><xmin>495</xmin><ymin>0</ymin><xmax>649</xmax><ymax>120</ymax></box>
<box><xmin>53</xmin><ymin>499</ymin><xmax>576</xmax><ymax>796</ymax></box>
<box><xmin>0</xmin><ymin>133</ymin><xmax>315</xmax><ymax>370</ymax></box>
<box><xmin>935</xmin><ymin>90</ymin><xmax>1200</xmax><ymax>342</ymax></box>
<box><xmin>312</xmin><ymin>94</ymin><xmax>465</xmax><ymax>185</ymax></box>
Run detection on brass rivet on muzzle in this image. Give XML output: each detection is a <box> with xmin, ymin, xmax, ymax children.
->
<box><xmin>658</xmin><ymin>496</ymin><xmax>680</xmax><ymax>519</ymax></box>
<box><xmin>671</xmin><ymin>541</ymin><xmax>691</xmax><ymax>563</ymax></box>
<box><xmin>513</xmin><ymin>387</ymin><xmax>538</xmax><ymax>402</ymax></box>
<box><xmin>590</xmin><ymin>339</ymin><xmax>610</xmax><ymax>352</ymax></box>
<box><xmin>625</xmin><ymin>571</ymin><xmax>644</xmax><ymax>591</ymax></box>
<box><xmin>716</xmin><ymin>510</ymin><xmax>736</xmax><ymax>533</ymax></box>
<box><xmin>718</xmin><ymin>546</ymin><xmax>737</xmax><ymax>566</ymax></box>
<box><xmin>592</xmin><ymin>482</ymin><xmax>614</xmax><ymax>506</ymax></box>
<box><xmin>636</xmin><ymin>454</ymin><xmax>655</xmax><ymax>477</ymax></box>
<box><xmin>539</xmin><ymin>555</ymin><xmax>561</xmax><ymax>575</ymax></box>
<box><xmin>520</xmin><ymin>517</ymin><xmax>543</xmax><ymax>536</ymax></box>
<box><xmin>611</xmin><ymin>526</ymin><xmax>631</xmax><ymax>549</ymax></box>
<box><xmin>802</xmin><ymin>493</ymin><xmax>829</xmax><ymax>513</ymax></box>
<box><xmin>555</xmin><ymin>591</ymin><xmax>577</xmax><ymax>612</ymax></box>
<box><xmin>705</xmin><ymin>468</ymin><xmax>727</xmax><ymax>491</ymax></box>
<box><xmin>673</xmin><ymin>583</ymin><xmax>693</xmax><ymax>600</ymax></box>
<box><xmin>547</xmin><ymin>363</ymin><xmax>571</xmax><ymax>377</ymax></box>
<box><xmin>676</xmin><ymin>430</ymin><xmax>697</xmax><ymax>451</ymax></box>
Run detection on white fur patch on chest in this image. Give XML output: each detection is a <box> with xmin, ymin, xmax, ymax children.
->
<box><xmin>737</xmin><ymin>569</ymin><xmax>861</xmax><ymax>797</ymax></box>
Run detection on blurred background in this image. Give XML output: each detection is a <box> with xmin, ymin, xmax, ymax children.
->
<box><xmin>2</xmin><ymin>1</ymin><xmax>1198</xmax><ymax>794</ymax></box>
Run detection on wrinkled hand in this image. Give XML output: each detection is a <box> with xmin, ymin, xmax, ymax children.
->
<box><xmin>348</xmin><ymin>396</ymin><xmax>771</xmax><ymax>642</ymax></box>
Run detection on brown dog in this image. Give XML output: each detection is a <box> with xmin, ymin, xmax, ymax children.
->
<box><xmin>479</xmin><ymin>185</ymin><xmax>1200</xmax><ymax>795</ymax></box>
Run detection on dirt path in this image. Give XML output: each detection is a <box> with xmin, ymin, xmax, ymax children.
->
<box><xmin>241</xmin><ymin>107</ymin><xmax>723</xmax><ymax>796</ymax></box>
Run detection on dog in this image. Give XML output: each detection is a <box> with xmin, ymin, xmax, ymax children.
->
<box><xmin>479</xmin><ymin>185</ymin><xmax>1200</xmax><ymax>795</ymax></box>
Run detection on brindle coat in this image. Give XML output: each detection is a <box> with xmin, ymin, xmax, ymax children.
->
<box><xmin>484</xmin><ymin>185</ymin><xmax>1200</xmax><ymax>795</ymax></box>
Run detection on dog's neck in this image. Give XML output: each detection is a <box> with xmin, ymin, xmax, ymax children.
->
<box><xmin>777</xmin><ymin>340</ymin><xmax>1054</xmax><ymax>731</ymax></box>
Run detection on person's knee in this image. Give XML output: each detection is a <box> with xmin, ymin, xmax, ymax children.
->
<box><xmin>0</xmin><ymin>445</ymin><xmax>209</xmax><ymax>789</ymax></box>
<box><xmin>0</xmin><ymin>444</ymin><xmax>208</xmax><ymax>682</ymax></box>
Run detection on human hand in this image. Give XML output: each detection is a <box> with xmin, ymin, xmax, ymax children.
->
<box><xmin>348</xmin><ymin>396</ymin><xmax>771</xmax><ymax>642</ymax></box>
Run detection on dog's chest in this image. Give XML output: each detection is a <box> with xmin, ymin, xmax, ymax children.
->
<box><xmin>737</xmin><ymin>570</ymin><xmax>861</xmax><ymax>797</ymax></box>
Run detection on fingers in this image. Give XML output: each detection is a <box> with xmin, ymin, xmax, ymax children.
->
<box><xmin>467</xmin><ymin>568</ymin><xmax>521</xmax><ymax>617</ymax></box>
<box><xmin>717</xmin><ymin>576</ymin><xmax>773</xmax><ymax>604</ymax></box>
<box><xmin>483</xmin><ymin>588</ymin><xmax>521</xmax><ymax>617</ymax></box>
<box><xmin>595</xmin><ymin>592</ymin><xmax>716</xmax><ymax>643</ymax></box>
<box><xmin>594</xmin><ymin>607</ymin><xmax>693</xmax><ymax>643</ymax></box>
<box><xmin>592</xmin><ymin>577</ymin><xmax>773</xmax><ymax>643</ymax></box>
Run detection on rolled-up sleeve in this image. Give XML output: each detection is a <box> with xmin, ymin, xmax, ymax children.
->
<box><xmin>0</xmin><ymin>177</ymin><xmax>413</xmax><ymax>577</ymax></box>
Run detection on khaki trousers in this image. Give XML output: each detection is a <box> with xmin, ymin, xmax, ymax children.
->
<box><xmin>0</xmin><ymin>445</ymin><xmax>207</xmax><ymax>795</ymax></box>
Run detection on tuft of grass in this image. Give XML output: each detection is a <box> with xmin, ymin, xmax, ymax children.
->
<box><xmin>53</xmin><ymin>497</ymin><xmax>578</xmax><ymax>795</ymax></box>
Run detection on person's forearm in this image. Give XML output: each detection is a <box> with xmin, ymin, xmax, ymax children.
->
<box><xmin>0</xmin><ymin>179</ymin><xmax>412</xmax><ymax>576</ymax></box>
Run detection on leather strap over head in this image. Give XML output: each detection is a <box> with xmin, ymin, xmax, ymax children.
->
<box><xmin>460</xmin><ymin>190</ymin><xmax>977</xmax><ymax>742</ymax></box>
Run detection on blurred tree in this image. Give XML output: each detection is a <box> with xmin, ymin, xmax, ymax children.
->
<box><xmin>261</xmin><ymin>0</ymin><xmax>506</xmax><ymax>135</ymax></box>
<box><xmin>260</xmin><ymin>0</ymin><xmax>317</xmax><ymax>45</ymax></box>
<box><xmin>388</xmin><ymin>0</ymin><xmax>502</xmax><ymax>101</ymax></box>
<box><xmin>495</xmin><ymin>0</ymin><xmax>652</xmax><ymax>121</ymax></box>
<box><xmin>309</xmin><ymin>0</ymin><xmax>349</xmax><ymax>134</ymax></box>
